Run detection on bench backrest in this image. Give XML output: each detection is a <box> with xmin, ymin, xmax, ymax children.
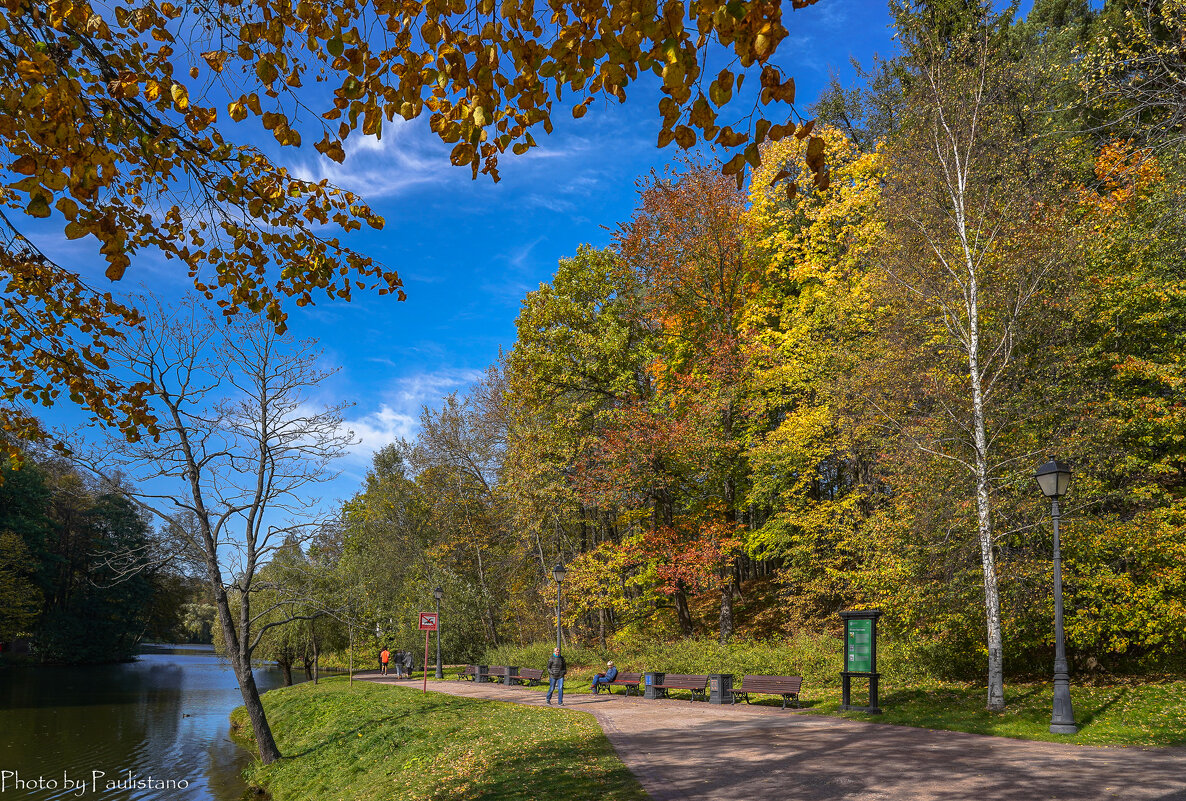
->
<box><xmin>488</xmin><ymin>666</ymin><xmax>508</xmax><ymax>675</ymax></box>
<box><xmin>659</xmin><ymin>673</ymin><xmax>709</xmax><ymax>686</ymax></box>
<box><xmin>611</xmin><ymin>672</ymin><xmax>643</xmax><ymax>683</ymax></box>
<box><xmin>462</xmin><ymin>665</ymin><xmax>478</xmax><ymax>675</ymax></box>
<box><xmin>740</xmin><ymin>675</ymin><xmax>802</xmax><ymax>692</ymax></box>
<box><xmin>518</xmin><ymin>667</ymin><xmax>544</xmax><ymax>679</ymax></box>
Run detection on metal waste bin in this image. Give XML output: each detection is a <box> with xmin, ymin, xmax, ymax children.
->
<box><xmin>474</xmin><ymin>664</ymin><xmax>489</xmax><ymax>683</ymax></box>
<box><xmin>708</xmin><ymin>673</ymin><xmax>734</xmax><ymax>705</ymax></box>
<box><xmin>643</xmin><ymin>672</ymin><xmax>665</xmax><ymax>700</ymax></box>
<box><xmin>505</xmin><ymin>666</ymin><xmax>519</xmax><ymax>686</ymax></box>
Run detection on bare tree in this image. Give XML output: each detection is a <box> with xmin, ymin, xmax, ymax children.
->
<box><xmin>76</xmin><ymin>296</ymin><xmax>352</xmax><ymax>763</ymax></box>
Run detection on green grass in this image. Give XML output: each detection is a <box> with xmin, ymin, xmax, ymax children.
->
<box><xmin>231</xmin><ymin>676</ymin><xmax>648</xmax><ymax>801</ymax></box>
<box><xmin>794</xmin><ymin>680</ymin><xmax>1186</xmax><ymax>747</ymax></box>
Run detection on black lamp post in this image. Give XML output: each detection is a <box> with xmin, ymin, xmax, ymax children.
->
<box><xmin>552</xmin><ymin>562</ymin><xmax>567</xmax><ymax>653</ymax></box>
<box><xmin>433</xmin><ymin>586</ymin><xmax>444</xmax><ymax>680</ymax></box>
<box><xmin>1035</xmin><ymin>457</ymin><xmax>1078</xmax><ymax>735</ymax></box>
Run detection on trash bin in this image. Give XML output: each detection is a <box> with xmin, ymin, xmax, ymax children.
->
<box><xmin>505</xmin><ymin>666</ymin><xmax>519</xmax><ymax>686</ymax></box>
<box><xmin>475</xmin><ymin>664</ymin><xmax>489</xmax><ymax>683</ymax></box>
<box><xmin>644</xmin><ymin>672</ymin><xmax>665</xmax><ymax>700</ymax></box>
<box><xmin>708</xmin><ymin>673</ymin><xmax>734</xmax><ymax>705</ymax></box>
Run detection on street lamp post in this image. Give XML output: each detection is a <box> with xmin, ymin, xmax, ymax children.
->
<box><xmin>433</xmin><ymin>586</ymin><xmax>444</xmax><ymax>680</ymax></box>
<box><xmin>1035</xmin><ymin>457</ymin><xmax>1078</xmax><ymax>735</ymax></box>
<box><xmin>552</xmin><ymin>562</ymin><xmax>567</xmax><ymax>653</ymax></box>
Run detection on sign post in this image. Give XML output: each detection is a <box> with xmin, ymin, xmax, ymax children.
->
<box><xmin>418</xmin><ymin>612</ymin><xmax>438</xmax><ymax>693</ymax></box>
<box><xmin>840</xmin><ymin>608</ymin><xmax>882</xmax><ymax>714</ymax></box>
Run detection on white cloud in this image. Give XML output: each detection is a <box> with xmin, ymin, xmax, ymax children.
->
<box><xmin>345</xmin><ymin>403</ymin><xmax>418</xmax><ymax>456</ymax></box>
<box><xmin>339</xmin><ymin>367</ymin><xmax>485</xmax><ymax>465</ymax></box>
<box><xmin>289</xmin><ymin>118</ymin><xmax>449</xmax><ymax>200</ymax></box>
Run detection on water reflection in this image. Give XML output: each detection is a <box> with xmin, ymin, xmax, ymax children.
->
<box><xmin>0</xmin><ymin>644</ymin><xmax>301</xmax><ymax>800</ymax></box>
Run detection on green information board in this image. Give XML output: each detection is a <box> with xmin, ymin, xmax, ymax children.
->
<box><xmin>847</xmin><ymin>618</ymin><xmax>872</xmax><ymax>673</ymax></box>
<box><xmin>840</xmin><ymin>608</ymin><xmax>882</xmax><ymax>713</ymax></box>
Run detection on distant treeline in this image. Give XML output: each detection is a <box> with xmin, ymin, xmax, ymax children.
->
<box><xmin>0</xmin><ymin>453</ymin><xmax>214</xmax><ymax>663</ymax></box>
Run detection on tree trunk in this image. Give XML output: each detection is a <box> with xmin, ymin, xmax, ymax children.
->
<box><xmin>673</xmin><ymin>582</ymin><xmax>694</xmax><ymax>636</ymax></box>
<box><xmin>719</xmin><ymin>567</ymin><xmax>734</xmax><ymax>643</ymax></box>
<box><xmin>964</xmin><ymin>227</ymin><xmax>1005</xmax><ymax>712</ymax></box>
<box><xmin>214</xmin><ymin>589</ymin><xmax>281</xmax><ymax>764</ymax></box>
<box><xmin>279</xmin><ymin>659</ymin><xmax>293</xmax><ymax>687</ymax></box>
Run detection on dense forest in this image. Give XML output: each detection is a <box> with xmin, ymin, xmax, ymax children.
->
<box><xmin>326</xmin><ymin>0</ymin><xmax>1186</xmax><ymax>700</ymax></box>
<box><xmin>0</xmin><ymin>455</ymin><xmax>215</xmax><ymax>662</ymax></box>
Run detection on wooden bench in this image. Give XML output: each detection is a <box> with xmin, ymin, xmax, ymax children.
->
<box><xmin>652</xmin><ymin>673</ymin><xmax>709</xmax><ymax>701</ymax></box>
<box><xmin>728</xmin><ymin>675</ymin><xmax>803</xmax><ymax>709</ymax></box>
<box><xmin>485</xmin><ymin>666</ymin><xmax>511</xmax><ymax>683</ymax></box>
<box><xmin>602</xmin><ymin>671</ymin><xmax>643</xmax><ymax>696</ymax></box>
<box><xmin>455</xmin><ymin>665</ymin><xmax>478</xmax><ymax>681</ymax></box>
<box><xmin>511</xmin><ymin>667</ymin><xmax>545</xmax><ymax>686</ymax></box>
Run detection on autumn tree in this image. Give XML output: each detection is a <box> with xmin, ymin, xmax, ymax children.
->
<box><xmin>741</xmin><ymin>126</ymin><xmax>884</xmax><ymax>629</ymax></box>
<box><xmin>501</xmin><ymin>246</ymin><xmax>655</xmax><ymax>639</ymax></box>
<box><xmin>76</xmin><ymin>297</ymin><xmax>351</xmax><ymax>763</ymax></box>
<box><xmin>612</xmin><ymin>160</ymin><xmax>761</xmax><ymax>641</ymax></box>
<box><xmin>868</xmin><ymin>3</ymin><xmax>1073</xmax><ymax>709</ymax></box>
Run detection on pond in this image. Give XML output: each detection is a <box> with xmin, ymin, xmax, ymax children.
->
<box><xmin>0</xmin><ymin>644</ymin><xmax>303</xmax><ymax>800</ymax></box>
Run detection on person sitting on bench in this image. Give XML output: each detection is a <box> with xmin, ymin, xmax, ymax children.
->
<box><xmin>590</xmin><ymin>662</ymin><xmax>618</xmax><ymax>694</ymax></box>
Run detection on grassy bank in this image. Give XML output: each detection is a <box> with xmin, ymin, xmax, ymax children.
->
<box><xmin>809</xmin><ymin>680</ymin><xmax>1186</xmax><ymax>747</ymax></box>
<box><xmin>231</xmin><ymin>677</ymin><xmax>647</xmax><ymax>801</ymax></box>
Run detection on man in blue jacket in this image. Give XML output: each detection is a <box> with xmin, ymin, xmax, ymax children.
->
<box><xmin>591</xmin><ymin>661</ymin><xmax>618</xmax><ymax>694</ymax></box>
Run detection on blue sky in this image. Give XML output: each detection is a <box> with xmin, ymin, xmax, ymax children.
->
<box><xmin>34</xmin><ymin>0</ymin><xmax>902</xmax><ymax>506</ymax></box>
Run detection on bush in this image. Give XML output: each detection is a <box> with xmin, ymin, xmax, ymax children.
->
<box><xmin>483</xmin><ymin>633</ymin><xmax>936</xmax><ymax>688</ymax></box>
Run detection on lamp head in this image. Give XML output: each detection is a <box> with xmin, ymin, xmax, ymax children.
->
<box><xmin>433</xmin><ymin>586</ymin><xmax>443</xmax><ymax>600</ymax></box>
<box><xmin>1035</xmin><ymin>458</ymin><xmax>1072</xmax><ymax>499</ymax></box>
<box><xmin>552</xmin><ymin>562</ymin><xmax>567</xmax><ymax>584</ymax></box>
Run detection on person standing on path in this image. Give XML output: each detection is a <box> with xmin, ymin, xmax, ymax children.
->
<box><xmin>546</xmin><ymin>647</ymin><xmax>567</xmax><ymax>705</ymax></box>
<box><xmin>380</xmin><ymin>647</ymin><xmax>390</xmax><ymax>676</ymax></box>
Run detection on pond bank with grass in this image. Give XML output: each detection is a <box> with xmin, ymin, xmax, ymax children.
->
<box><xmin>231</xmin><ymin>676</ymin><xmax>648</xmax><ymax>801</ymax></box>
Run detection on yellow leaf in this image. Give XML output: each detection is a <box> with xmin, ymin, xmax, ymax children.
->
<box><xmin>26</xmin><ymin>195</ymin><xmax>50</xmax><ymax>218</ymax></box>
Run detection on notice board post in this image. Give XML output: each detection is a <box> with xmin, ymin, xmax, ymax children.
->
<box><xmin>418</xmin><ymin>612</ymin><xmax>438</xmax><ymax>693</ymax></box>
<box><xmin>840</xmin><ymin>609</ymin><xmax>882</xmax><ymax>714</ymax></box>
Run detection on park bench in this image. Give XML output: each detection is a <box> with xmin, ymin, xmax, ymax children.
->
<box><xmin>486</xmin><ymin>666</ymin><xmax>510</xmax><ymax>683</ymax></box>
<box><xmin>601</xmin><ymin>671</ymin><xmax>643</xmax><ymax>696</ymax></box>
<box><xmin>511</xmin><ymin>667</ymin><xmax>545</xmax><ymax>686</ymax></box>
<box><xmin>455</xmin><ymin>665</ymin><xmax>478</xmax><ymax>681</ymax></box>
<box><xmin>727</xmin><ymin>675</ymin><xmax>803</xmax><ymax>709</ymax></box>
<box><xmin>652</xmin><ymin>673</ymin><xmax>710</xmax><ymax>702</ymax></box>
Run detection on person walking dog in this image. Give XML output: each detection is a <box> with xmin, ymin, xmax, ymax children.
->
<box><xmin>546</xmin><ymin>647</ymin><xmax>567</xmax><ymax>705</ymax></box>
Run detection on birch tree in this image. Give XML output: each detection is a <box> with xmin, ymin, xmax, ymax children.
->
<box><xmin>77</xmin><ymin>297</ymin><xmax>351</xmax><ymax>763</ymax></box>
<box><xmin>871</xmin><ymin>5</ymin><xmax>1067</xmax><ymax>710</ymax></box>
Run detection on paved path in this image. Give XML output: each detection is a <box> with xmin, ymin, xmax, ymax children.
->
<box><xmin>357</xmin><ymin>673</ymin><xmax>1186</xmax><ymax>801</ymax></box>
